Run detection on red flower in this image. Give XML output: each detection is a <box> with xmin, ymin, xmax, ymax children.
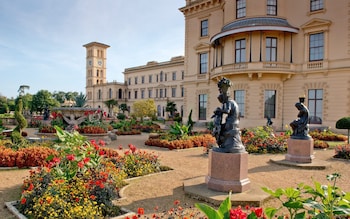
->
<box><xmin>137</xmin><ymin>207</ymin><xmax>145</xmax><ymax>215</ymax></box>
<box><xmin>83</xmin><ymin>157</ymin><xmax>90</xmax><ymax>163</ymax></box>
<box><xmin>118</xmin><ymin>145</ymin><xmax>123</xmax><ymax>150</ymax></box>
<box><xmin>28</xmin><ymin>183</ymin><xmax>34</xmax><ymax>191</ymax></box>
<box><xmin>21</xmin><ymin>198</ymin><xmax>26</xmax><ymax>204</ymax></box>
<box><xmin>90</xmin><ymin>195</ymin><xmax>96</xmax><ymax>200</ymax></box>
<box><xmin>251</xmin><ymin>207</ymin><xmax>263</xmax><ymax>217</ymax></box>
<box><xmin>75</xmin><ymin>197</ymin><xmax>80</xmax><ymax>202</ymax></box>
<box><xmin>174</xmin><ymin>200</ymin><xmax>180</xmax><ymax>205</ymax></box>
<box><xmin>99</xmin><ymin>150</ymin><xmax>105</xmax><ymax>156</ymax></box>
<box><xmin>66</xmin><ymin>154</ymin><xmax>75</xmax><ymax>161</ymax></box>
<box><xmin>128</xmin><ymin>144</ymin><xmax>137</xmax><ymax>153</ymax></box>
<box><xmin>78</xmin><ymin>161</ymin><xmax>84</xmax><ymax>168</ymax></box>
<box><xmin>98</xmin><ymin>140</ymin><xmax>106</xmax><ymax>146</ymax></box>
<box><xmin>52</xmin><ymin>157</ymin><xmax>60</xmax><ymax>163</ymax></box>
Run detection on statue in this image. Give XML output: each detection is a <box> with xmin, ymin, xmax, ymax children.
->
<box><xmin>290</xmin><ymin>102</ymin><xmax>311</xmax><ymax>139</ymax></box>
<box><xmin>211</xmin><ymin>78</ymin><xmax>246</xmax><ymax>153</ymax></box>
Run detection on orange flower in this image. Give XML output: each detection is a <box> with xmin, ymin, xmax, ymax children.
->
<box><xmin>90</xmin><ymin>195</ymin><xmax>96</xmax><ymax>200</ymax></box>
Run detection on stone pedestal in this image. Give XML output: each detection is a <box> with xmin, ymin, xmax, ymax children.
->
<box><xmin>206</xmin><ymin>150</ymin><xmax>250</xmax><ymax>193</ymax></box>
<box><xmin>285</xmin><ymin>138</ymin><xmax>314</xmax><ymax>163</ymax></box>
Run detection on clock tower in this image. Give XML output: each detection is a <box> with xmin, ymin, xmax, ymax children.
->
<box><xmin>83</xmin><ymin>42</ymin><xmax>110</xmax><ymax>105</ymax></box>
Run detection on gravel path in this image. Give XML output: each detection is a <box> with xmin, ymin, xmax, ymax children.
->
<box><xmin>1</xmin><ymin>128</ymin><xmax>349</xmax><ymax>218</ymax></box>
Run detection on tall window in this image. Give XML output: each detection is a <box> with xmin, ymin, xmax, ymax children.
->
<box><xmin>148</xmin><ymin>89</ymin><xmax>152</xmax><ymax>98</ymax></box>
<box><xmin>199</xmin><ymin>94</ymin><xmax>207</xmax><ymax>120</ymax></box>
<box><xmin>310</xmin><ymin>0</ymin><xmax>323</xmax><ymax>12</ymax></box>
<box><xmin>134</xmin><ymin>91</ymin><xmax>138</xmax><ymax>99</ymax></box>
<box><xmin>181</xmin><ymin>87</ymin><xmax>184</xmax><ymax>97</ymax></box>
<box><xmin>108</xmin><ymin>88</ymin><xmax>112</xmax><ymax>98</ymax></box>
<box><xmin>201</xmin><ymin>19</ymin><xmax>208</xmax><ymax>37</ymax></box>
<box><xmin>235</xmin><ymin>39</ymin><xmax>246</xmax><ymax>63</ymax></box>
<box><xmin>266</xmin><ymin>37</ymin><xmax>277</xmax><ymax>61</ymax></box>
<box><xmin>236</xmin><ymin>0</ymin><xmax>246</xmax><ymax>18</ymax></box>
<box><xmin>172</xmin><ymin>87</ymin><xmax>176</xmax><ymax>97</ymax></box>
<box><xmin>308</xmin><ymin>89</ymin><xmax>323</xmax><ymax>124</ymax></box>
<box><xmin>141</xmin><ymin>90</ymin><xmax>145</xmax><ymax>99</ymax></box>
<box><xmin>149</xmin><ymin>75</ymin><xmax>152</xmax><ymax>83</ymax></box>
<box><xmin>309</xmin><ymin>32</ymin><xmax>324</xmax><ymax>61</ymax></box>
<box><xmin>267</xmin><ymin>0</ymin><xmax>277</xmax><ymax>15</ymax></box>
<box><xmin>234</xmin><ymin>90</ymin><xmax>245</xmax><ymax>117</ymax></box>
<box><xmin>160</xmin><ymin>72</ymin><xmax>163</xmax><ymax>82</ymax></box>
<box><xmin>199</xmin><ymin>53</ymin><xmax>208</xmax><ymax>74</ymax></box>
<box><xmin>98</xmin><ymin>90</ymin><xmax>102</xmax><ymax>100</ymax></box>
<box><xmin>141</xmin><ymin>76</ymin><xmax>145</xmax><ymax>84</ymax></box>
<box><xmin>182</xmin><ymin>71</ymin><xmax>184</xmax><ymax>80</ymax></box>
<box><xmin>134</xmin><ymin>77</ymin><xmax>138</xmax><ymax>85</ymax></box>
<box><xmin>172</xmin><ymin>72</ymin><xmax>176</xmax><ymax>80</ymax></box>
<box><xmin>264</xmin><ymin>90</ymin><xmax>276</xmax><ymax>118</ymax></box>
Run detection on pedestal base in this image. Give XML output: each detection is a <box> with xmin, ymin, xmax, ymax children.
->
<box><xmin>285</xmin><ymin>138</ymin><xmax>314</xmax><ymax>163</ymax></box>
<box><xmin>206</xmin><ymin>150</ymin><xmax>250</xmax><ymax>193</ymax></box>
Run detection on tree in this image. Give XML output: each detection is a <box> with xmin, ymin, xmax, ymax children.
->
<box><xmin>119</xmin><ymin>103</ymin><xmax>128</xmax><ymax>114</ymax></box>
<box><xmin>336</xmin><ymin>117</ymin><xmax>350</xmax><ymax>144</ymax></box>
<box><xmin>104</xmin><ymin>99</ymin><xmax>118</xmax><ymax>117</ymax></box>
<box><xmin>31</xmin><ymin>90</ymin><xmax>60</xmax><ymax>114</ymax></box>
<box><xmin>12</xmin><ymin>97</ymin><xmax>27</xmax><ymax>144</ymax></box>
<box><xmin>75</xmin><ymin>92</ymin><xmax>87</xmax><ymax>107</ymax></box>
<box><xmin>165</xmin><ymin>100</ymin><xmax>177</xmax><ymax>118</ymax></box>
<box><xmin>53</xmin><ymin>91</ymin><xmax>67</xmax><ymax>104</ymax></box>
<box><xmin>132</xmin><ymin>99</ymin><xmax>156</xmax><ymax>121</ymax></box>
<box><xmin>17</xmin><ymin>85</ymin><xmax>30</xmax><ymax>96</ymax></box>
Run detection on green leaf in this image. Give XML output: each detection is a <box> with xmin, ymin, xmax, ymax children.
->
<box><xmin>195</xmin><ymin>203</ymin><xmax>222</xmax><ymax>219</ymax></box>
<box><xmin>264</xmin><ymin>207</ymin><xmax>279</xmax><ymax>219</ymax></box>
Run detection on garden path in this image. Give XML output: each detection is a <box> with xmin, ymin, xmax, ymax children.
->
<box><xmin>0</xmin><ymin>128</ymin><xmax>349</xmax><ymax>218</ymax></box>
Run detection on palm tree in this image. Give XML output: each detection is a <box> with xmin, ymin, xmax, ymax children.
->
<box><xmin>75</xmin><ymin>92</ymin><xmax>87</xmax><ymax>107</ymax></box>
<box><xmin>104</xmin><ymin>99</ymin><xmax>118</xmax><ymax>117</ymax></box>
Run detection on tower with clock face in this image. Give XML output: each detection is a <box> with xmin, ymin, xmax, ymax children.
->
<box><xmin>83</xmin><ymin>42</ymin><xmax>110</xmax><ymax>105</ymax></box>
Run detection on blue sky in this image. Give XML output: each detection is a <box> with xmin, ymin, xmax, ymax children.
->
<box><xmin>0</xmin><ymin>0</ymin><xmax>185</xmax><ymax>98</ymax></box>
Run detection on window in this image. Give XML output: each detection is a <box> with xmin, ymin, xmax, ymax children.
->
<box><xmin>310</xmin><ymin>0</ymin><xmax>323</xmax><ymax>12</ymax></box>
<box><xmin>141</xmin><ymin>76</ymin><xmax>145</xmax><ymax>84</ymax></box>
<box><xmin>149</xmin><ymin>75</ymin><xmax>152</xmax><ymax>83</ymax></box>
<box><xmin>182</xmin><ymin>71</ymin><xmax>184</xmax><ymax>80</ymax></box>
<box><xmin>236</xmin><ymin>0</ymin><xmax>246</xmax><ymax>18</ymax></box>
<box><xmin>160</xmin><ymin>72</ymin><xmax>163</xmax><ymax>82</ymax></box>
<box><xmin>264</xmin><ymin>90</ymin><xmax>276</xmax><ymax>118</ymax></box>
<box><xmin>266</xmin><ymin>37</ymin><xmax>277</xmax><ymax>61</ymax></box>
<box><xmin>148</xmin><ymin>89</ymin><xmax>152</xmax><ymax>98</ymax></box>
<box><xmin>199</xmin><ymin>53</ymin><xmax>208</xmax><ymax>74</ymax></box>
<box><xmin>181</xmin><ymin>87</ymin><xmax>184</xmax><ymax>97</ymax></box>
<box><xmin>201</xmin><ymin>19</ymin><xmax>208</xmax><ymax>37</ymax></box>
<box><xmin>128</xmin><ymin>78</ymin><xmax>131</xmax><ymax>85</ymax></box>
<box><xmin>128</xmin><ymin>91</ymin><xmax>131</xmax><ymax>99</ymax></box>
<box><xmin>234</xmin><ymin>90</ymin><xmax>245</xmax><ymax>117</ymax></box>
<box><xmin>309</xmin><ymin>32</ymin><xmax>324</xmax><ymax>61</ymax></box>
<box><xmin>108</xmin><ymin>88</ymin><xmax>112</xmax><ymax>99</ymax></box>
<box><xmin>172</xmin><ymin>87</ymin><xmax>176</xmax><ymax>97</ymax></box>
<box><xmin>308</xmin><ymin>89</ymin><xmax>323</xmax><ymax>124</ymax></box>
<box><xmin>160</xmin><ymin>89</ymin><xmax>163</xmax><ymax>98</ymax></box>
<box><xmin>141</xmin><ymin>90</ymin><xmax>145</xmax><ymax>99</ymax></box>
<box><xmin>165</xmin><ymin>73</ymin><xmax>167</xmax><ymax>81</ymax></box>
<box><xmin>235</xmin><ymin>39</ymin><xmax>246</xmax><ymax>63</ymax></box>
<box><xmin>267</xmin><ymin>0</ymin><xmax>277</xmax><ymax>15</ymax></box>
<box><xmin>199</xmin><ymin>94</ymin><xmax>207</xmax><ymax>120</ymax></box>
<box><xmin>172</xmin><ymin>72</ymin><xmax>176</xmax><ymax>80</ymax></box>
<box><xmin>134</xmin><ymin>77</ymin><xmax>138</xmax><ymax>85</ymax></box>
<box><xmin>134</xmin><ymin>91</ymin><xmax>138</xmax><ymax>99</ymax></box>
<box><xmin>98</xmin><ymin>90</ymin><xmax>102</xmax><ymax>100</ymax></box>
<box><xmin>164</xmin><ymin>88</ymin><xmax>167</xmax><ymax>98</ymax></box>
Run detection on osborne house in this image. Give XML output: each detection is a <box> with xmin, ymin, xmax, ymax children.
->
<box><xmin>84</xmin><ymin>0</ymin><xmax>350</xmax><ymax>132</ymax></box>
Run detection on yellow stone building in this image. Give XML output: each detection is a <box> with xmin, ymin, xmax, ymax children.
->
<box><xmin>85</xmin><ymin>0</ymin><xmax>350</xmax><ymax>131</ymax></box>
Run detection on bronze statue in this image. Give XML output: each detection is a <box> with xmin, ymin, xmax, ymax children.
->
<box><xmin>211</xmin><ymin>78</ymin><xmax>246</xmax><ymax>153</ymax></box>
<box><xmin>290</xmin><ymin>102</ymin><xmax>311</xmax><ymax>139</ymax></box>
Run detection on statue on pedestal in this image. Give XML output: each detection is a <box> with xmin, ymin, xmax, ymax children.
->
<box><xmin>211</xmin><ymin>78</ymin><xmax>246</xmax><ymax>153</ymax></box>
<box><xmin>290</xmin><ymin>101</ymin><xmax>311</xmax><ymax>140</ymax></box>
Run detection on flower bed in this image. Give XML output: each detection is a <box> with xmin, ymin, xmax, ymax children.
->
<box><xmin>145</xmin><ymin>134</ymin><xmax>216</xmax><ymax>150</ymax></box>
<box><xmin>11</xmin><ymin>127</ymin><xmax>164</xmax><ymax>218</ymax></box>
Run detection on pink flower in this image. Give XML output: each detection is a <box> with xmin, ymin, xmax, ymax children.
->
<box><xmin>78</xmin><ymin>161</ymin><xmax>84</xmax><ymax>168</ymax></box>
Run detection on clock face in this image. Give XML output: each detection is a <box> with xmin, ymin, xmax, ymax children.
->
<box><xmin>98</xmin><ymin>60</ymin><xmax>103</xmax><ymax>66</ymax></box>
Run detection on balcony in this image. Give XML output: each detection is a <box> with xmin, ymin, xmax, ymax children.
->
<box><xmin>210</xmin><ymin>61</ymin><xmax>296</xmax><ymax>79</ymax></box>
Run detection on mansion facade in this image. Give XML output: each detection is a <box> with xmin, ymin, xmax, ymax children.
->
<box><xmin>85</xmin><ymin>0</ymin><xmax>350</xmax><ymax>131</ymax></box>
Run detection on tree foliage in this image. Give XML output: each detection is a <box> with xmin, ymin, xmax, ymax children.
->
<box><xmin>165</xmin><ymin>101</ymin><xmax>177</xmax><ymax>118</ymax></box>
<box><xmin>75</xmin><ymin>92</ymin><xmax>87</xmax><ymax>107</ymax></box>
<box><xmin>31</xmin><ymin>90</ymin><xmax>60</xmax><ymax>113</ymax></box>
<box><xmin>336</xmin><ymin>117</ymin><xmax>350</xmax><ymax>144</ymax></box>
<box><xmin>132</xmin><ymin>99</ymin><xmax>156</xmax><ymax>121</ymax></box>
<box><xmin>104</xmin><ymin>99</ymin><xmax>118</xmax><ymax>117</ymax></box>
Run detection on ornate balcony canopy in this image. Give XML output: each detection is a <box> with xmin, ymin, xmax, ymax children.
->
<box><xmin>211</xmin><ymin>17</ymin><xmax>299</xmax><ymax>44</ymax></box>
